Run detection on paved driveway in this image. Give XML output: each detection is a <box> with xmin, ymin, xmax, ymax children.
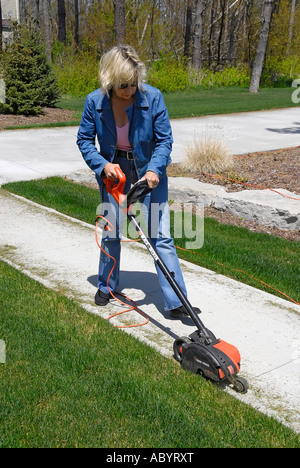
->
<box><xmin>0</xmin><ymin>107</ymin><xmax>299</xmax><ymax>184</ymax></box>
<box><xmin>170</xmin><ymin>107</ymin><xmax>300</xmax><ymax>162</ymax></box>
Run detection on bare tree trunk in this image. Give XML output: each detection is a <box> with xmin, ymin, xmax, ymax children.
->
<box><xmin>242</xmin><ymin>0</ymin><xmax>250</xmax><ymax>63</ymax></box>
<box><xmin>58</xmin><ymin>0</ymin><xmax>66</xmax><ymax>43</ymax></box>
<box><xmin>42</xmin><ymin>0</ymin><xmax>52</xmax><ymax>61</ymax></box>
<box><xmin>74</xmin><ymin>0</ymin><xmax>79</xmax><ymax>46</ymax></box>
<box><xmin>249</xmin><ymin>0</ymin><xmax>276</xmax><ymax>93</ymax></box>
<box><xmin>114</xmin><ymin>0</ymin><xmax>126</xmax><ymax>45</ymax></box>
<box><xmin>150</xmin><ymin>0</ymin><xmax>155</xmax><ymax>59</ymax></box>
<box><xmin>207</xmin><ymin>0</ymin><xmax>215</xmax><ymax>67</ymax></box>
<box><xmin>139</xmin><ymin>13</ymin><xmax>150</xmax><ymax>46</ymax></box>
<box><xmin>19</xmin><ymin>0</ymin><xmax>27</xmax><ymax>22</ymax></box>
<box><xmin>32</xmin><ymin>0</ymin><xmax>40</xmax><ymax>28</ymax></box>
<box><xmin>228</xmin><ymin>9</ymin><xmax>236</xmax><ymax>65</ymax></box>
<box><xmin>287</xmin><ymin>0</ymin><xmax>296</xmax><ymax>55</ymax></box>
<box><xmin>184</xmin><ymin>0</ymin><xmax>194</xmax><ymax>58</ymax></box>
<box><xmin>192</xmin><ymin>0</ymin><xmax>207</xmax><ymax>68</ymax></box>
<box><xmin>217</xmin><ymin>0</ymin><xmax>226</xmax><ymax>65</ymax></box>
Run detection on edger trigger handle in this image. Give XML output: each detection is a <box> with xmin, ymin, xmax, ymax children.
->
<box><xmin>103</xmin><ymin>167</ymin><xmax>126</xmax><ymax>206</ymax></box>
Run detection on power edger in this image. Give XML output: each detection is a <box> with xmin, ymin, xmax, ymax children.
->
<box><xmin>102</xmin><ymin>167</ymin><xmax>248</xmax><ymax>393</ymax></box>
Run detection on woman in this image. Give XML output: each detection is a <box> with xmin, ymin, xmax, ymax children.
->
<box><xmin>77</xmin><ymin>45</ymin><xmax>199</xmax><ymax>318</ymax></box>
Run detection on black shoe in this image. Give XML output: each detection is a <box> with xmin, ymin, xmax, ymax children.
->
<box><xmin>94</xmin><ymin>289</ymin><xmax>115</xmax><ymax>306</ymax></box>
<box><xmin>169</xmin><ymin>305</ymin><xmax>201</xmax><ymax>318</ymax></box>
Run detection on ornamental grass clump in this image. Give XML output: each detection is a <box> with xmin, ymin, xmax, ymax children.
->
<box><xmin>181</xmin><ymin>136</ymin><xmax>233</xmax><ymax>174</ymax></box>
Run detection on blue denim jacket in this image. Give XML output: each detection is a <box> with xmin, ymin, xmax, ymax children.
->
<box><xmin>77</xmin><ymin>83</ymin><xmax>173</xmax><ymax>184</ymax></box>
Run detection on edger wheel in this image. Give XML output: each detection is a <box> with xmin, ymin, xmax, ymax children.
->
<box><xmin>173</xmin><ymin>336</ymin><xmax>192</xmax><ymax>363</ymax></box>
<box><xmin>233</xmin><ymin>376</ymin><xmax>248</xmax><ymax>394</ymax></box>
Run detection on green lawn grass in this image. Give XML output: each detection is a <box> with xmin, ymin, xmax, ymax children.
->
<box><xmin>164</xmin><ymin>86</ymin><xmax>299</xmax><ymax>118</ymax></box>
<box><xmin>3</xmin><ymin>177</ymin><xmax>300</xmax><ymax>306</ymax></box>
<box><xmin>57</xmin><ymin>87</ymin><xmax>298</xmax><ymax>120</ymax></box>
<box><xmin>2</xmin><ymin>176</ymin><xmax>100</xmax><ymax>226</ymax></box>
<box><xmin>3</xmin><ymin>87</ymin><xmax>299</xmax><ymax>130</ymax></box>
<box><xmin>56</xmin><ymin>95</ymin><xmax>87</xmax><ymax>118</ymax></box>
<box><xmin>1</xmin><ymin>259</ymin><xmax>299</xmax><ymax>448</ymax></box>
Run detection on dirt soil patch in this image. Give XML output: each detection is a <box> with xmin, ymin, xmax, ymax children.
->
<box><xmin>0</xmin><ymin>107</ymin><xmax>76</xmax><ymax>130</ymax></box>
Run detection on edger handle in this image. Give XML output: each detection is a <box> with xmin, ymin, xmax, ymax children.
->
<box><xmin>103</xmin><ymin>167</ymin><xmax>127</xmax><ymax>206</ymax></box>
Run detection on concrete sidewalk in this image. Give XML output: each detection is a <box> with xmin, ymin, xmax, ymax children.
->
<box><xmin>0</xmin><ymin>126</ymin><xmax>83</xmax><ymax>185</ymax></box>
<box><xmin>1</xmin><ymin>188</ymin><xmax>299</xmax><ymax>433</ymax></box>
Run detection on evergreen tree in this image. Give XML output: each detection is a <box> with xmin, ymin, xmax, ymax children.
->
<box><xmin>0</xmin><ymin>23</ymin><xmax>60</xmax><ymax>115</ymax></box>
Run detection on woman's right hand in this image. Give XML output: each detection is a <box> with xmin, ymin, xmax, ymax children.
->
<box><xmin>104</xmin><ymin>163</ymin><xmax>121</xmax><ymax>181</ymax></box>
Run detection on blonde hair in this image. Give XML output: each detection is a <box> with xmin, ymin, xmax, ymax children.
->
<box><xmin>99</xmin><ymin>45</ymin><xmax>146</xmax><ymax>95</ymax></box>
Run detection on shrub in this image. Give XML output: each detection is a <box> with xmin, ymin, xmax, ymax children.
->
<box><xmin>0</xmin><ymin>23</ymin><xmax>60</xmax><ymax>115</ymax></box>
<box><xmin>53</xmin><ymin>49</ymin><xmax>254</xmax><ymax>97</ymax></box>
<box><xmin>188</xmin><ymin>65</ymin><xmax>250</xmax><ymax>89</ymax></box>
<box><xmin>262</xmin><ymin>56</ymin><xmax>300</xmax><ymax>87</ymax></box>
<box><xmin>53</xmin><ymin>45</ymin><xmax>100</xmax><ymax>97</ymax></box>
<box><xmin>181</xmin><ymin>136</ymin><xmax>233</xmax><ymax>174</ymax></box>
<box><xmin>147</xmin><ymin>57</ymin><xmax>189</xmax><ymax>92</ymax></box>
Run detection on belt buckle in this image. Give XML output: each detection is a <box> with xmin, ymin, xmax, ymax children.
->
<box><xmin>126</xmin><ymin>151</ymin><xmax>132</xmax><ymax>160</ymax></box>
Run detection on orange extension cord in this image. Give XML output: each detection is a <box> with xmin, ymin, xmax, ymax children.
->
<box><xmin>96</xmin><ymin>224</ymin><xmax>299</xmax><ymax>330</ymax></box>
<box><xmin>96</xmin><ymin>151</ymin><xmax>300</xmax><ymax>328</ymax></box>
<box><xmin>175</xmin><ymin>245</ymin><xmax>300</xmax><ymax>306</ymax></box>
<box><xmin>95</xmin><ymin>215</ymin><xmax>149</xmax><ymax>328</ymax></box>
<box><xmin>199</xmin><ymin>146</ymin><xmax>300</xmax><ymax>306</ymax></box>
<box><xmin>202</xmin><ymin>145</ymin><xmax>300</xmax><ymax>201</ymax></box>
<box><xmin>201</xmin><ymin>170</ymin><xmax>300</xmax><ymax>201</ymax></box>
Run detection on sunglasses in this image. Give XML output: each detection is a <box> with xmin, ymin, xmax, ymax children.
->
<box><xmin>119</xmin><ymin>82</ymin><xmax>138</xmax><ymax>89</ymax></box>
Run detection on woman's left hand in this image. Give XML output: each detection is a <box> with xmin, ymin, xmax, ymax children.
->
<box><xmin>142</xmin><ymin>171</ymin><xmax>159</xmax><ymax>189</ymax></box>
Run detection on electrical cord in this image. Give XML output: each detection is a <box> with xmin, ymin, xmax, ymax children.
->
<box><xmin>201</xmin><ymin>171</ymin><xmax>300</xmax><ymax>201</ymax></box>
<box><xmin>95</xmin><ymin>169</ymin><xmax>299</xmax><ymax>329</ymax></box>
<box><xmin>175</xmin><ymin>245</ymin><xmax>300</xmax><ymax>306</ymax></box>
<box><xmin>95</xmin><ymin>215</ymin><xmax>149</xmax><ymax>328</ymax></box>
<box><xmin>202</xmin><ymin>146</ymin><xmax>300</xmax><ymax>201</ymax></box>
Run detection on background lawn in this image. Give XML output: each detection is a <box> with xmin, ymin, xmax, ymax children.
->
<box><xmin>3</xmin><ymin>87</ymin><xmax>299</xmax><ymax>130</ymax></box>
<box><xmin>163</xmin><ymin>86</ymin><xmax>300</xmax><ymax>118</ymax></box>
<box><xmin>59</xmin><ymin>86</ymin><xmax>300</xmax><ymax>120</ymax></box>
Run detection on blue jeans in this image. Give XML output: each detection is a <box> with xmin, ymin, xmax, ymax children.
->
<box><xmin>98</xmin><ymin>157</ymin><xmax>188</xmax><ymax>311</ymax></box>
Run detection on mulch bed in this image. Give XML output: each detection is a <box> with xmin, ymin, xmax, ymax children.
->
<box><xmin>0</xmin><ymin>107</ymin><xmax>76</xmax><ymax>130</ymax></box>
<box><xmin>167</xmin><ymin>146</ymin><xmax>300</xmax><ymax>196</ymax></box>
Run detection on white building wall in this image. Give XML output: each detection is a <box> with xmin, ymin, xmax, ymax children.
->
<box><xmin>2</xmin><ymin>0</ymin><xmax>19</xmax><ymax>20</ymax></box>
<box><xmin>1</xmin><ymin>0</ymin><xmax>19</xmax><ymax>43</ymax></box>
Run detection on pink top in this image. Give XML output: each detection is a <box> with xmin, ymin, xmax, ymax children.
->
<box><xmin>116</xmin><ymin>123</ymin><xmax>131</xmax><ymax>151</ymax></box>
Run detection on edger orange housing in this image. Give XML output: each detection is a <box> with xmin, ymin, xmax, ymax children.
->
<box><xmin>104</xmin><ymin>168</ymin><xmax>248</xmax><ymax>393</ymax></box>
